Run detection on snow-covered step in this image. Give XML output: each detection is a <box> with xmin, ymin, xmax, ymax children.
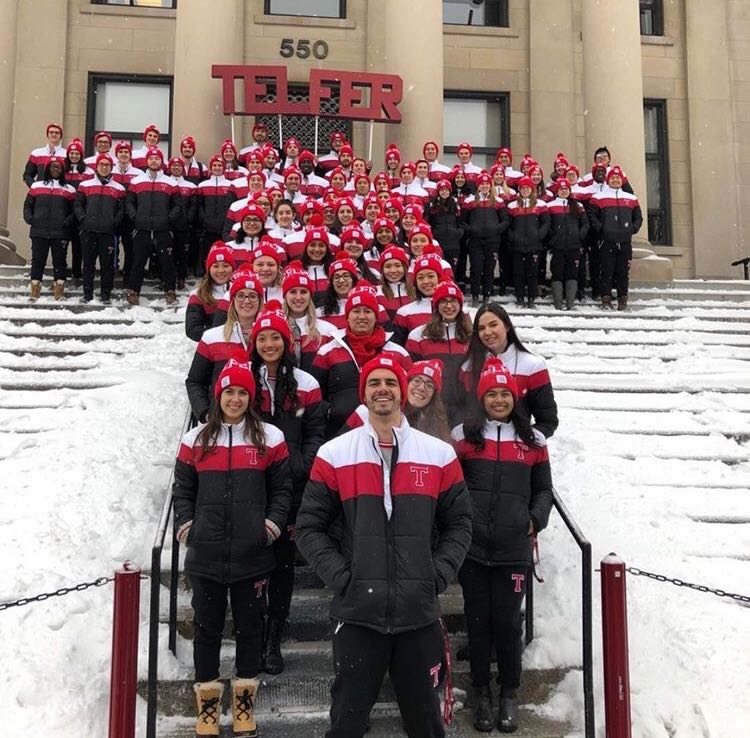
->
<box><xmin>0</xmin><ymin>354</ymin><xmax>102</xmax><ymax>371</ymax></box>
<box><xmin>520</xmin><ymin>327</ymin><xmax>750</xmax><ymax>347</ymax></box>
<box><xmin>533</xmin><ymin>341</ymin><xmax>750</xmax><ymax>362</ymax></box>
<box><xmin>0</xmin><ymin>298</ymin><xmax>176</xmax><ymax>313</ymax></box>
<box><xmin>548</xmin><ymin>356</ymin><xmax>750</xmax><ymax>375</ymax></box>
<box><xmin>511</xmin><ymin>314</ymin><xmax>750</xmax><ymax>335</ymax></box>
<box><xmin>552</xmin><ymin>373</ymin><xmax>750</xmax><ymax>393</ymax></box>
<box><xmin>556</xmin><ymin>390</ymin><xmax>750</xmax><ymax>412</ymax></box>
<box><xmin>507</xmin><ymin>304</ymin><xmax>750</xmax><ymax>323</ymax></box>
<box><xmin>0</xmin><ymin>323</ymin><xmax>159</xmax><ymax>340</ymax></box>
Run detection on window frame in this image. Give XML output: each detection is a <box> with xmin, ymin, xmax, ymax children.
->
<box><xmin>442</xmin><ymin>0</ymin><xmax>509</xmax><ymax>28</ymax></box>
<box><xmin>643</xmin><ymin>98</ymin><xmax>672</xmax><ymax>246</ymax></box>
<box><xmin>86</xmin><ymin>72</ymin><xmax>174</xmax><ymax>158</ymax></box>
<box><xmin>442</xmin><ymin>90</ymin><xmax>510</xmax><ymax>166</ymax></box>
<box><xmin>90</xmin><ymin>0</ymin><xmax>177</xmax><ymax>8</ymax></box>
<box><xmin>639</xmin><ymin>0</ymin><xmax>664</xmax><ymax>37</ymax></box>
<box><xmin>264</xmin><ymin>0</ymin><xmax>346</xmax><ymax>19</ymax></box>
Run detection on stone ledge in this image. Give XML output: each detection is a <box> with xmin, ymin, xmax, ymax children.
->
<box><xmin>641</xmin><ymin>35</ymin><xmax>675</xmax><ymax>46</ymax></box>
<box><xmin>253</xmin><ymin>14</ymin><xmax>356</xmax><ymax>30</ymax></box>
<box><xmin>444</xmin><ymin>24</ymin><xmax>519</xmax><ymax>38</ymax></box>
<box><xmin>0</xmin><ymin>239</ymin><xmax>26</xmax><ymax>267</ymax></box>
<box><xmin>81</xmin><ymin>3</ymin><xmax>176</xmax><ymax>19</ymax></box>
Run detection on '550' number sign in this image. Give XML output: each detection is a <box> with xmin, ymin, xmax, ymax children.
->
<box><xmin>280</xmin><ymin>38</ymin><xmax>329</xmax><ymax>60</ymax></box>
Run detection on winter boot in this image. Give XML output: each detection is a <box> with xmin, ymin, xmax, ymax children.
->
<box><xmin>601</xmin><ymin>295</ymin><xmax>614</xmax><ymax>311</ymax></box>
<box><xmin>471</xmin><ymin>685</ymin><xmax>494</xmax><ymax>732</ymax></box>
<box><xmin>551</xmin><ymin>281</ymin><xmax>564</xmax><ymax>310</ymax></box>
<box><xmin>264</xmin><ymin>619</ymin><xmax>285</xmax><ymax>675</ymax></box>
<box><xmin>565</xmin><ymin>280</ymin><xmax>578</xmax><ymax>310</ymax></box>
<box><xmin>193</xmin><ymin>680</ymin><xmax>224</xmax><ymax>736</ymax></box>
<box><xmin>165</xmin><ymin>289</ymin><xmax>177</xmax><ymax>305</ymax></box>
<box><xmin>497</xmin><ymin>694</ymin><xmax>519</xmax><ymax>733</ymax></box>
<box><xmin>617</xmin><ymin>295</ymin><xmax>628</xmax><ymax>311</ymax></box>
<box><xmin>231</xmin><ymin>677</ymin><xmax>259</xmax><ymax>737</ymax></box>
<box><xmin>29</xmin><ymin>281</ymin><xmax>41</xmax><ymax>301</ymax></box>
<box><xmin>126</xmin><ymin>290</ymin><xmax>140</xmax><ymax>306</ymax></box>
<box><xmin>53</xmin><ymin>280</ymin><xmax>65</xmax><ymax>301</ymax></box>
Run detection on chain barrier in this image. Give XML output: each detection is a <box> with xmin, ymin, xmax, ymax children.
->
<box><xmin>0</xmin><ymin>570</ymin><xmax>150</xmax><ymax>613</ymax></box>
<box><xmin>625</xmin><ymin>566</ymin><xmax>750</xmax><ymax>604</ymax></box>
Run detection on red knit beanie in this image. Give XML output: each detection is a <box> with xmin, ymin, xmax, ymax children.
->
<box><xmin>206</xmin><ymin>244</ymin><xmax>236</xmax><ymax>271</ymax></box>
<box><xmin>359</xmin><ymin>353</ymin><xmax>408</xmax><ymax>408</ymax></box>
<box><xmin>214</xmin><ymin>359</ymin><xmax>256</xmax><ymax>400</ymax></box>
<box><xmin>251</xmin><ymin>299</ymin><xmax>292</xmax><ymax>346</ymax></box>
<box><xmin>431</xmin><ymin>280</ymin><xmax>464</xmax><ymax>310</ymax></box>
<box><xmin>345</xmin><ymin>287</ymin><xmax>379</xmax><ymax>318</ymax></box>
<box><xmin>408</xmin><ymin>359</ymin><xmax>444</xmax><ymax>394</ymax></box>
<box><xmin>476</xmin><ymin>358</ymin><xmax>519</xmax><ymax>401</ymax></box>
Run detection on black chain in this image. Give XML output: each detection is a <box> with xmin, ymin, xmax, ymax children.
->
<box><xmin>0</xmin><ymin>576</ymin><xmax>114</xmax><ymax>612</ymax></box>
<box><xmin>626</xmin><ymin>567</ymin><xmax>750</xmax><ymax>604</ymax></box>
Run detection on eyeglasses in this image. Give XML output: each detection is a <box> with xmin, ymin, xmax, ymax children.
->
<box><xmin>243</xmin><ymin>217</ymin><xmax>262</xmax><ymax>224</ymax></box>
<box><xmin>332</xmin><ymin>273</ymin><xmax>353</xmax><ymax>282</ymax></box>
<box><xmin>235</xmin><ymin>293</ymin><xmax>259</xmax><ymax>303</ymax></box>
<box><xmin>440</xmin><ymin>298</ymin><xmax>460</xmax><ymax>306</ymax></box>
<box><xmin>409</xmin><ymin>376</ymin><xmax>435</xmax><ymax>392</ymax></box>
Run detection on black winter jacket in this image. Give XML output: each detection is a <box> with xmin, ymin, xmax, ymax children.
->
<box><xmin>198</xmin><ymin>177</ymin><xmax>236</xmax><ymax>234</ymax></box>
<box><xmin>126</xmin><ymin>172</ymin><xmax>181</xmax><ymax>232</ymax></box>
<box><xmin>589</xmin><ymin>188</ymin><xmax>643</xmax><ymax>243</ymax></box>
<box><xmin>462</xmin><ymin>196</ymin><xmax>510</xmax><ymax>241</ymax></box>
<box><xmin>506</xmin><ymin>199</ymin><xmax>550</xmax><ymax>253</ymax></box>
<box><xmin>74</xmin><ymin>176</ymin><xmax>126</xmax><ymax>234</ymax></box>
<box><xmin>172</xmin><ymin>178</ymin><xmax>198</xmax><ymax>231</ymax></box>
<box><xmin>296</xmin><ymin>417</ymin><xmax>472</xmax><ymax>634</ymax></box>
<box><xmin>427</xmin><ymin>200</ymin><xmax>465</xmax><ymax>255</ymax></box>
<box><xmin>255</xmin><ymin>365</ymin><xmax>326</xmax><ymax>510</ymax></box>
<box><xmin>452</xmin><ymin>421</ymin><xmax>553</xmax><ymax>566</ymax></box>
<box><xmin>173</xmin><ymin>420</ymin><xmax>292</xmax><ymax>583</ymax></box>
<box><xmin>546</xmin><ymin>198</ymin><xmax>589</xmax><ymax>252</ymax></box>
<box><xmin>23</xmin><ymin>180</ymin><xmax>76</xmax><ymax>239</ymax></box>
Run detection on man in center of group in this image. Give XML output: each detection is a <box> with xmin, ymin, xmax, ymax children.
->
<box><xmin>296</xmin><ymin>355</ymin><xmax>472</xmax><ymax>738</ymax></box>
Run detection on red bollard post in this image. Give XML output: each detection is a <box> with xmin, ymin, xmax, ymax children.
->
<box><xmin>108</xmin><ymin>563</ymin><xmax>141</xmax><ymax>738</ymax></box>
<box><xmin>601</xmin><ymin>553</ymin><xmax>632</xmax><ymax>738</ymax></box>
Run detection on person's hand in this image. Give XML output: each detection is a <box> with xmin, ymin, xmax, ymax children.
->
<box><xmin>528</xmin><ymin>519</ymin><xmax>535</xmax><ymax>536</ymax></box>
<box><xmin>176</xmin><ymin>521</ymin><xmax>192</xmax><ymax>544</ymax></box>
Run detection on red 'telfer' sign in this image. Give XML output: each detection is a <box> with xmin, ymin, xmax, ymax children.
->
<box><xmin>212</xmin><ymin>65</ymin><xmax>403</xmax><ymax>123</ymax></box>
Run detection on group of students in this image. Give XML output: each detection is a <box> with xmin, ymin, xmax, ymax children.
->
<box><xmin>176</xmin><ymin>183</ymin><xmax>560</xmax><ymax>735</ymax></box>
<box><xmin>22</xmin><ymin>120</ymin><xmax>641</xmax><ymax>312</ymax></box>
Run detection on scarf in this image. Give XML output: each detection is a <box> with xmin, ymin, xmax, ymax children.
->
<box><xmin>345</xmin><ymin>326</ymin><xmax>386</xmax><ymax>368</ymax></box>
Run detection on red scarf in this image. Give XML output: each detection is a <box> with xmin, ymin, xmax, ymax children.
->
<box><xmin>345</xmin><ymin>326</ymin><xmax>386</xmax><ymax>368</ymax></box>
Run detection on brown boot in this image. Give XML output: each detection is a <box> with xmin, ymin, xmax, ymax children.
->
<box><xmin>126</xmin><ymin>290</ymin><xmax>140</xmax><ymax>306</ymax></box>
<box><xmin>165</xmin><ymin>289</ymin><xmax>177</xmax><ymax>305</ymax></box>
<box><xmin>617</xmin><ymin>295</ymin><xmax>628</xmax><ymax>311</ymax></box>
<box><xmin>231</xmin><ymin>678</ymin><xmax>259</xmax><ymax>737</ymax></box>
<box><xmin>193</xmin><ymin>680</ymin><xmax>224</xmax><ymax>736</ymax></box>
<box><xmin>53</xmin><ymin>280</ymin><xmax>65</xmax><ymax>301</ymax></box>
<box><xmin>29</xmin><ymin>281</ymin><xmax>41</xmax><ymax>301</ymax></box>
<box><xmin>601</xmin><ymin>295</ymin><xmax>613</xmax><ymax>311</ymax></box>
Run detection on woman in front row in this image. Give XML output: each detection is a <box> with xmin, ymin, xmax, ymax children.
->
<box><xmin>173</xmin><ymin>359</ymin><xmax>292</xmax><ymax>738</ymax></box>
<box><xmin>452</xmin><ymin>358</ymin><xmax>553</xmax><ymax>734</ymax></box>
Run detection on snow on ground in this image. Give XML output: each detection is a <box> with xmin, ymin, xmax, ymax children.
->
<box><xmin>1</xmin><ymin>298</ymin><xmax>749</xmax><ymax>737</ymax></box>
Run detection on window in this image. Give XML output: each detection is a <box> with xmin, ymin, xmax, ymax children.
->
<box><xmin>256</xmin><ymin>86</ymin><xmax>352</xmax><ymax>154</ymax></box>
<box><xmin>91</xmin><ymin>0</ymin><xmax>177</xmax><ymax>7</ymax></box>
<box><xmin>443</xmin><ymin>0</ymin><xmax>508</xmax><ymax>27</ymax></box>
<box><xmin>643</xmin><ymin>100</ymin><xmax>671</xmax><ymax>245</ymax></box>
<box><xmin>443</xmin><ymin>92</ymin><xmax>509</xmax><ymax>170</ymax></box>
<box><xmin>86</xmin><ymin>74</ymin><xmax>173</xmax><ymax>157</ymax></box>
<box><xmin>265</xmin><ymin>0</ymin><xmax>345</xmax><ymax>18</ymax></box>
<box><xmin>640</xmin><ymin>0</ymin><xmax>664</xmax><ymax>36</ymax></box>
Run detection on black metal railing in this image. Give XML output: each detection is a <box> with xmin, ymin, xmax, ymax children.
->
<box><xmin>524</xmin><ymin>487</ymin><xmax>594</xmax><ymax>738</ymax></box>
<box><xmin>731</xmin><ymin>256</ymin><xmax>750</xmax><ymax>280</ymax></box>
<box><xmin>146</xmin><ymin>408</ymin><xmax>194</xmax><ymax>738</ymax></box>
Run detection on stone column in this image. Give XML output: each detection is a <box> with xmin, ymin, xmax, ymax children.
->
<box><xmin>173</xmin><ymin>0</ymin><xmax>244</xmax><ymax>161</ymax></box>
<box><xmin>582</xmin><ymin>0</ymin><xmax>672</xmax><ymax>282</ymax></box>
<box><xmin>529</xmin><ymin>0</ymin><xmax>575</xmax><ymax>173</ymax></box>
<box><xmin>685</xmin><ymin>2</ymin><xmax>738</xmax><ymax>277</ymax></box>
<box><xmin>374</xmin><ymin>0</ymin><xmax>443</xmax><ymax>161</ymax></box>
<box><xmin>0</xmin><ymin>0</ymin><xmax>18</xmax><ymax>238</ymax></box>
<box><xmin>7</xmin><ymin>0</ymin><xmax>68</xmax><ymax>261</ymax></box>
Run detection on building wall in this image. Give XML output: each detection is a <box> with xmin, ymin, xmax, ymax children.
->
<box><xmin>2</xmin><ymin>0</ymin><xmax>749</xmax><ymax>277</ymax></box>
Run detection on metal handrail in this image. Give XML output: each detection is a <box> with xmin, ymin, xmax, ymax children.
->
<box><xmin>146</xmin><ymin>408</ymin><xmax>195</xmax><ymax>738</ymax></box>
<box><xmin>524</xmin><ymin>487</ymin><xmax>595</xmax><ymax>738</ymax></box>
<box><xmin>731</xmin><ymin>256</ymin><xmax>750</xmax><ymax>280</ymax></box>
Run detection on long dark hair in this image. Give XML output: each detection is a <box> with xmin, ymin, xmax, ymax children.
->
<box><xmin>301</xmin><ymin>243</ymin><xmax>333</xmax><ymax>271</ymax></box>
<box><xmin>43</xmin><ymin>161</ymin><xmax>66</xmax><ymax>185</ymax></box>
<box><xmin>422</xmin><ymin>309</ymin><xmax>473</xmax><ymax>343</ymax></box>
<box><xmin>323</xmin><ymin>273</ymin><xmax>358</xmax><ymax>316</ymax></box>
<box><xmin>64</xmin><ymin>156</ymin><xmax>86</xmax><ymax>175</ymax></box>
<box><xmin>406</xmin><ymin>393</ymin><xmax>452</xmax><ymax>444</ymax></box>
<box><xmin>250</xmin><ymin>344</ymin><xmax>300</xmax><ymax>414</ymax></box>
<box><xmin>428</xmin><ymin>192</ymin><xmax>459</xmax><ymax>216</ymax></box>
<box><xmin>354</xmin><ymin>253</ymin><xmax>380</xmax><ymax>285</ymax></box>
<box><xmin>462</xmin><ymin>401</ymin><xmax>540</xmax><ymax>450</ymax></box>
<box><xmin>196</xmin><ymin>394</ymin><xmax>267</xmax><ymax>459</ymax></box>
<box><xmin>465</xmin><ymin>303</ymin><xmax>531</xmax><ymax>390</ymax></box>
<box><xmin>235</xmin><ymin>222</ymin><xmax>267</xmax><ymax>244</ymax></box>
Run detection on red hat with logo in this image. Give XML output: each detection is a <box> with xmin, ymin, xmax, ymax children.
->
<box><xmin>379</xmin><ymin>245</ymin><xmax>409</xmax><ymax>269</ymax></box>
<box><xmin>252</xmin><ymin>240</ymin><xmax>284</xmax><ymax>265</ymax></box>
<box><xmin>345</xmin><ymin>286</ymin><xmax>379</xmax><ymax>318</ymax></box>
<box><xmin>431</xmin><ymin>280</ymin><xmax>464</xmax><ymax>310</ymax></box>
<box><xmin>517</xmin><ymin>176</ymin><xmax>534</xmax><ymax>191</ymax></box>
<box><xmin>66</xmin><ymin>138</ymin><xmax>84</xmax><ymax>156</ymax></box>
<box><xmin>496</xmin><ymin>147</ymin><xmax>513</xmax><ymax>162</ymax></box>
<box><xmin>338</xmin><ymin>144</ymin><xmax>354</xmax><ymax>157</ymax></box>
<box><xmin>283</xmin><ymin>166</ymin><xmax>302</xmax><ymax>181</ymax></box>
<box><xmin>229</xmin><ymin>273</ymin><xmax>264</xmax><ymax>303</ymax></box>
<box><xmin>282</xmin><ymin>261</ymin><xmax>312</xmax><ymax>295</ymax></box>
<box><xmin>340</xmin><ymin>226</ymin><xmax>367</xmax><ymax>247</ymax></box>
<box><xmin>422</xmin><ymin>140</ymin><xmax>441</xmax><ymax>156</ymax></box>
<box><xmin>606</xmin><ymin>165</ymin><xmax>625</xmax><ymax>183</ymax></box>
<box><xmin>167</xmin><ymin>156</ymin><xmax>185</xmax><ymax>172</ymax></box>
<box><xmin>329</xmin><ymin>257</ymin><xmax>358</xmax><ymax>279</ymax></box>
<box><xmin>145</xmin><ymin>146</ymin><xmax>164</xmax><ymax>163</ymax></box>
<box><xmin>400</xmin><ymin>161</ymin><xmax>417</xmax><ymax>175</ymax></box>
<box><xmin>93</xmin><ymin>131</ymin><xmax>112</xmax><ymax>145</ymax></box>
<box><xmin>240</xmin><ymin>204</ymin><xmax>266</xmax><ymax>223</ymax></box>
<box><xmin>359</xmin><ymin>353</ymin><xmax>408</xmax><ymax>408</ymax></box>
<box><xmin>95</xmin><ymin>153</ymin><xmax>113</xmax><ymax>168</ymax></box>
<box><xmin>304</xmin><ymin>227</ymin><xmax>330</xmax><ymax>246</ymax></box>
<box><xmin>383</xmin><ymin>198</ymin><xmax>404</xmax><ymax>217</ymax></box>
<box><xmin>402</xmin><ymin>204</ymin><xmax>424</xmax><ymax>220</ymax></box>
<box><xmin>435</xmin><ymin>178</ymin><xmax>453</xmax><ymax>193</ymax></box>
<box><xmin>409</xmin><ymin>223</ymin><xmax>433</xmax><ymax>243</ymax></box>
<box><xmin>476</xmin><ymin>357</ymin><xmax>519</xmax><ymax>401</ymax></box>
<box><xmin>143</xmin><ymin>124</ymin><xmax>160</xmax><ymax>142</ymax></box>
<box><xmin>114</xmin><ymin>140</ymin><xmax>132</xmax><ymax>155</ymax></box>
<box><xmin>457</xmin><ymin>142</ymin><xmax>473</xmax><ymax>156</ymax></box>
<box><xmin>180</xmin><ymin>135</ymin><xmax>196</xmax><ymax>151</ymax></box>
<box><xmin>214</xmin><ymin>359</ymin><xmax>256</xmax><ymax>400</ymax></box>
<box><xmin>220</xmin><ymin>139</ymin><xmax>237</xmax><ymax>156</ymax></box>
<box><xmin>408</xmin><ymin>358</ymin><xmax>444</xmax><ymax>394</ymax></box>
<box><xmin>209</xmin><ymin>154</ymin><xmax>225</xmax><ymax>171</ymax></box>
<box><xmin>413</xmin><ymin>254</ymin><xmax>444</xmax><ymax>279</ymax></box>
<box><xmin>206</xmin><ymin>244</ymin><xmax>236</xmax><ymax>271</ymax></box>
<box><xmin>373</xmin><ymin>217</ymin><xmax>397</xmax><ymax>238</ymax></box>
<box><xmin>298</xmin><ymin>149</ymin><xmax>316</xmax><ymax>163</ymax></box>
<box><xmin>46</xmin><ymin>123</ymin><xmax>63</xmax><ymax>136</ymax></box>
<box><xmin>251</xmin><ymin>299</ymin><xmax>292</xmax><ymax>346</ymax></box>
<box><xmin>476</xmin><ymin>172</ymin><xmax>492</xmax><ymax>186</ymax></box>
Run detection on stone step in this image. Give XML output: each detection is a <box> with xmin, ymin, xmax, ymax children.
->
<box><xmin>158</xmin><ymin>706</ymin><xmax>570</xmax><ymax>738</ymax></box>
<box><xmin>0</xmin><ymin>285</ymin><xmax>185</xmax><ymax>302</ymax></box>
<box><xmin>556</xmin><ymin>389</ymin><xmax>750</xmax><ymax>412</ymax></box>
<box><xmin>508</xmin><ymin>304</ymin><xmax>750</xmax><ymax>323</ymax></box>
<box><xmin>550</xmin><ymin>374</ymin><xmax>750</xmax><ymax>394</ymax></box>
<box><xmin>0</xmin><ymin>377</ymin><xmax>122</xmax><ymax>391</ymax></box>
<box><xmin>0</xmin><ymin>326</ymin><xmax>157</xmax><ymax>341</ymax></box>
<box><xmin>671</xmin><ymin>278</ymin><xmax>750</xmax><ymax>292</ymax></box>
<box><xmin>532</xmin><ymin>340</ymin><xmax>750</xmax><ymax>361</ymax></box>
<box><xmin>0</xmin><ymin>298</ymin><xmax>175</xmax><ymax>313</ymax></box>
<box><xmin>169</xmin><ymin>588</ymin><xmax>467</xmax><ymax>642</ymax></box>
<box><xmin>510</xmin><ymin>314</ymin><xmax>750</xmax><ymax>335</ymax></box>
<box><xmin>0</xmin><ymin>345</ymin><xmax>127</xmax><ymax>357</ymax></box>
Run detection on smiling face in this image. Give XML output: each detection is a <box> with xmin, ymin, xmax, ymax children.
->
<box><xmin>97</xmin><ymin>159</ymin><xmax>113</xmax><ymax>178</ymax></box>
<box><xmin>483</xmin><ymin>387</ymin><xmax>514</xmax><ymax>422</ymax></box>
<box><xmin>332</xmin><ymin>270</ymin><xmax>354</xmax><ymax>297</ymax></box>
<box><xmin>210</xmin><ymin>160</ymin><xmax>224</xmax><ymax>177</ymax></box>
<box><xmin>400</xmin><ymin>168</ymin><xmax>414</xmax><ymax>184</ymax></box>
<box><xmin>409</xmin><ymin>234</ymin><xmax>430</xmax><ymax>257</ymax></box>
<box><xmin>477</xmin><ymin>310</ymin><xmax>509</xmax><ymax>354</ymax></box>
<box><xmin>457</xmin><ymin>148</ymin><xmax>471</xmax><ymax>164</ymax></box>
<box><xmin>285</xmin><ymin>173</ymin><xmax>300</xmax><ymax>191</ymax></box>
<box><xmin>407</xmin><ymin>375</ymin><xmax>435</xmax><ymax>409</ymax></box>
<box><xmin>438</xmin><ymin>296</ymin><xmax>461</xmax><ymax>322</ymax></box>
<box><xmin>337</xmin><ymin>206</ymin><xmax>354</xmax><ymax>225</ymax></box>
<box><xmin>220</xmin><ymin>386</ymin><xmax>249</xmax><ymax>423</ymax></box>
<box><xmin>423</xmin><ymin>142</ymin><xmax>438</xmax><ymax>161</ymax></box>
<box><xmin>355</xmin><ymin>179</ymin><xmax>370</xmax><ymax>195</ymax></box>
<box><xmin>383</xmin><ymin>259</ymin><xmax>405</xmax><ymax>283</ymax></box>
<box><xmin>375</xmin><ymin>227</ymin><xmax>394</xmax><ymax>246</ymax></box>
<box><xmin>234</xmin><ymin>288</ymin><xmax>261</xmax><ymax>319</ymax></box>
<box><xmin>252</xmin><ymin>256</ymin><xmax>279</xmax><ymax>286</ymax></box>
<box><xmin>145</xmin><ymin>130</ymin><xmax>159</xmax><ymax>146</ymax></box>
<box><xmin>96</xmin><ymin>138</ymin><xmax>111</xmax><ymax>153</ymax></box>
<box><xmin>48</xmin><ymin>161</ymin><xmax>63</xmax><ymax>179</ymax></box>
<box><xmin>285</xmin><ymin>286</ymin><xmax>310</xmax><ymax>316</ymax></box>
<box><xmin>170</xmin><ymin>161</ymin><xmax>184</xmax><ymax>178</ymax></box>
<box><xmin>68</xmin><ymin>149</ymin><xmax>82</xmax><ymax>164</ymax></box>
<box><xmin>117</xmin><ymin>149</ymin><xmax>131</xmax><ymax>165</ymax></box>
<box><xmin>343</xmin><ymin>239</ymin><xmax>364</xmax><ymax>259</ymax></box>
<box><xmin>147</xmin><ymin>154</ymin><xmax>162</xmax><ymax>171</ymax></box>
<box><xmin>47</xmin><ymin>127</ymin><xmax>62</xmax><ymax>146</ymax></box>
<box><xmin>275</xmin><ymin>203</ymin><xmax>294</xmax><ymax>228</ymax></box>
<box><xmin>347</xmin><ymin>305</ymin><xmax>376</xmax><ymax>335</ymax></box>
<box><xmin>209</xmin><ymin>261</ymin><xmax>233</xmax><ymax>285</ymax></box>
<box><xmin>242</xmin><ymin>215</ymin><xmax>263</xmax><ymax>236</ymax></box>
<box><xmin>330</xmin><ymin>173</ymin><xmax>346</xmax><ymax>190</ymax></box>
<box><xmin>401</xmin><ymin>213</ymin><xmax>417</xmax><ymax>231</ymax></box>
<box><xmin>364</xmin><ymin>368</ymin><xmax>401</xmax><ymax>417</ymax></box>
<box><xmin>415</xmin><ymin>162</ymin><xmax>429</xmax><ymax>179</ymax></box>
<box><xmin>415</xmin><ymin>269</ymin><xmax>438</xmax><ymax>296</ymax></box>
<box><xmin>305</xmin><ymin>239</ymin><xmax>327</xmax><ymax>263</ymax></box>
<box><xmin>255</xmin><ymin>329</ymin><xmax>286</xmax><ymax>365</ymax></box>
<box><xmin>365</xmin><ymin>203</ymin><xmax>381</xmax><ymax>221</ymax></box>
